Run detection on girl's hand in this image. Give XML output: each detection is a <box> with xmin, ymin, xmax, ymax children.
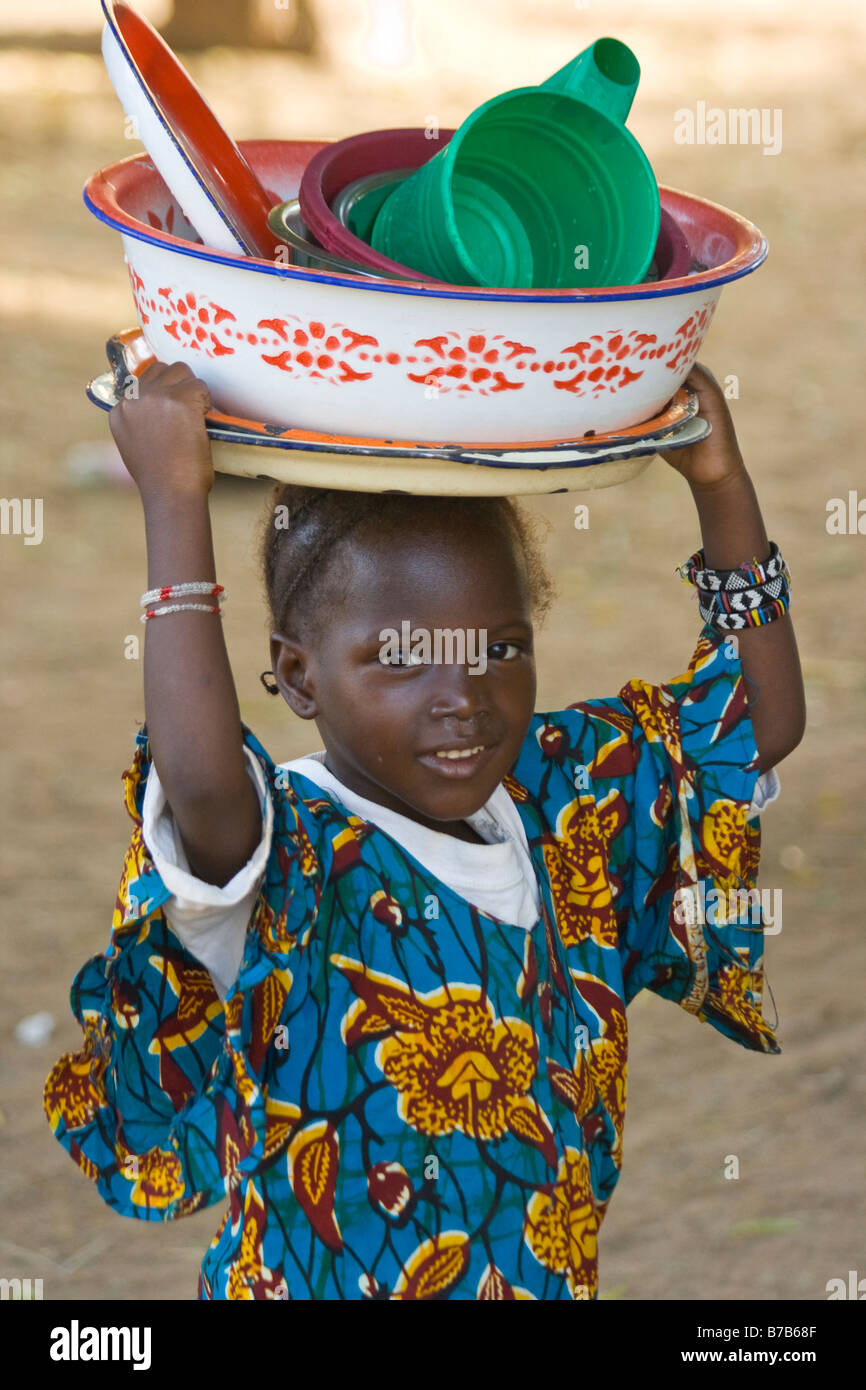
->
<box><xmin>658</xmin><ymin>362</ymin><xmax>745</xmax><ymax>490</ymax></box>
<box><xmin>109</xmin><ymin>360</ymin><xmax>214</xmax><ymax>503</ymax></box>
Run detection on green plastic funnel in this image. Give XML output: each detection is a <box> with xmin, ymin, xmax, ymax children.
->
<box><xmin>368</xmin><ymin>37</ymin><xmax>660</xmax><ymax>289</ymax></box>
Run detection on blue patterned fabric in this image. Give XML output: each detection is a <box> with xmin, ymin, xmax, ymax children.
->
<box><xmin>44</xmin><ymin>627</ymin><xmax>778</xmax><ymax>1300</ymax></box>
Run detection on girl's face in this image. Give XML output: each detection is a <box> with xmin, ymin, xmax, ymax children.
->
<box><xmin>271</xmin><ymin>522</ymin><xmax>537</xmax><ymax>836</ymax></box>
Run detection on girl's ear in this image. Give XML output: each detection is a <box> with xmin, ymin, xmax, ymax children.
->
<box><xmin>269</xmin><ymin>633</ymin><xmax>319</xmax><ymax>720</ymax></box>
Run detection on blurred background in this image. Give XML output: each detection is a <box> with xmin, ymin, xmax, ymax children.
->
<box><xmin>1</xmin><ymin>0</ymin><xmax>864</xmax><ymax>1301</ymax></box>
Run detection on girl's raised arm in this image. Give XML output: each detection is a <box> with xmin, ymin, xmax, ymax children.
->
<box><xmin>659</xmin><ymin>363</ymin><xmax>806</xmax><ymax>772</ymax></box>
<box><xmin>110</xmin><ymin>360</ymin><xmax>263</xmax><ymax>886</ymax></box>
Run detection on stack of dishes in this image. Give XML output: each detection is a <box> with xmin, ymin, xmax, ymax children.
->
<box><xmin>91</xmin><ymin>2</ymin><xmax>768</xmax><ymax>493</ymax></box>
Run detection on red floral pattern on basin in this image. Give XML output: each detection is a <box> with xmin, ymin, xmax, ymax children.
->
<box><xmin>257</xmin><ymin>319</ymin><xmax>379</xmax><ymax>385</ymax></box>
<box><xmin>556</xmin><ymin>304</ymin><xmax>715</xmax><ymax>397</ymax></box>
<box><xmin>129</xmin><ymin>266</ymin><xmax>717</xmax><ymax>398</ymax></box>
<box><xmin>130</xmin><ymin>270</ymin><xmax>236</xmax><ymax>358</ymax></box>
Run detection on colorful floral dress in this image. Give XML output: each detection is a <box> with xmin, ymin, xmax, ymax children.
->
<box><xmin>44</xmin><ymin>630</ymin><xmax>780</xmax><ymax>1300</ymax></box>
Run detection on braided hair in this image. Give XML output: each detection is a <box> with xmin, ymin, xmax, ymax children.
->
<box><xmin>259</xmin><ymin>485</ymin><xmax>554</xmax><ymax>690</ymax></box>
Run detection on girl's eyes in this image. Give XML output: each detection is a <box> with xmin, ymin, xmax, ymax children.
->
<box><xmin>378</xmin><ymin>650</ymin><xmax>426</xmax><ymax>668</ymax></box>
<box><xmin>487</xmin><ymin>641</ymin><xmax>522</xmax><ymax>661</ymax></box>
<box><xmin>378</xmin><ymin>642</ymin><xmax>523</xmax><ymax>667</ymax></box>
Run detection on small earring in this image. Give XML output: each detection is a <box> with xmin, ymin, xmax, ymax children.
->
<box><xmin>260</xmin><ymin>670</ymin><xmax>279</xmax><ymax>695</ymax></box>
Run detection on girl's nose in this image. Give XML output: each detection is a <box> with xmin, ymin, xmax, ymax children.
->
<box><xmin>427</xmin><ymin>664</ymin><xmax>489</xmax><ymax>720</ymax></box>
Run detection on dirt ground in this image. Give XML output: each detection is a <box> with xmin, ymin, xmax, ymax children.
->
<box><xmin>1</xmin><ymin>0</ymin><xmax>865</xmax><ymax>1301</ymax></box>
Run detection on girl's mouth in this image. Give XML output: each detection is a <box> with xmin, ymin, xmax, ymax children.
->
<box><xmin>417</xmin><ymin>744</ymin><xmax>494</xmax><ymax>779</ymax></box>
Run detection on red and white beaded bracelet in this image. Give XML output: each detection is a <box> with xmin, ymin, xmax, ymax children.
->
<box><xmin>140</xmin><ymin>581</ymin><xmax>226</xmax><ymax>623</ymax></box>
<box><xmin>140</xmin><ymin>582</ymin><xmax>225</xmax><ymax>606</ymax></box>
<box><xmin>141</xmin><ymin>601</ymin><xmax>223</xmax><ymax>623</ymax></box>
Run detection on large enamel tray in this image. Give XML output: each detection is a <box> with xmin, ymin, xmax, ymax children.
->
<box><xmin>86</xmin><ymin>329</ymin><xmax>709</xmax><ymax>496</ymax></box>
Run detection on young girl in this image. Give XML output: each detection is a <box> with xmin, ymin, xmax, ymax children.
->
<box><xmin>44</xmin><ymin>361</ymin><xmax>805</xmax><ymax>1301</ymax></box>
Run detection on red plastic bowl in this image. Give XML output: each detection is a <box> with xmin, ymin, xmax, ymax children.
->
<box><xmin>300</xmin><ymin>129</ymin><xmax>454</xmax><ymax>281</ymax></box>
<box><xmin>656</xmin><ymin>207</ymin><xmax>692</xmax><ymax>279</ymax></box>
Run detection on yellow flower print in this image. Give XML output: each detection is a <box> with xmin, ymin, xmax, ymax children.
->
<box><xmin>524</xmin><ymin>1148</ymin><xmax>599</xmax><ymax>1299</ymax></box>
<box><xmin>568</xmin><ymin>971</ymin><xmax>629</xmax><ymax>1162</ymax></box>
<box><xmin>699</xmin><ymin>797</ymin><xmax>749</xmax><ymax>886</ymax></box>
<box><xmin>333</xmin><ymin>957</ymin><xmax>557</xmax><ymax>1165</ymax></box>
<box><xmin>111</xmin><ymin>826</ymin><xmax>156</xmax><ymax>933</ymax></box>
<box><xmin>43</xmin><ymin>1038</ymin><xmax>108</xmax><ymax>1134</ymax></box>
<box><xmin>543</xmin><ymin>790</ymin><xmax>627</xmax><ymax>948</ymax></box>
<box><xmin>118</xmin><ymin>1142</ymin><xmax>185</xmax><ymax>1212</ymax></box>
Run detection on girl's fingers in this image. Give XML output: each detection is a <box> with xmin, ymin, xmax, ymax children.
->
<box><xmin>683</xmin><ymin>363</ymin><xmax>715</xmax><ymax>395</ymax></box>
<box><xmin>124</xmin><ymin>360</ymin><xmax>212</xmax><ymax>413</ymax></box>
<box><xmin>161</xmin><ymin>363</ymin><xmax>211</xmax><ymax>412</ymax></box>
<box><xmin>136</xmin><ymin>359</ymin><xmax>181</xmax><ymax>388</ymax></box>
<box><xmin>181</xmin><ymin>378</ymin><xmax>213</xmax><ymax>413</ymax></box>
<box><xmin>157</xmin><ymin>359</ymin><xmax>198</xmax><ymax>385</ymax></box>
<box><xmin>137</xmin><ymin>360</ymin><xmax>206</xmax><ymax>393</ymax></box>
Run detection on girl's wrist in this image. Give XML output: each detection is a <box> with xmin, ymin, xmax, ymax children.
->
<box><xmin>688</xmin><ymin>468</ymin><xmax>770</xmax><ymax>571</ymax></box>
<box><xmin>684</xmin><ymin>453</ymin><xmax>749</xmax><ymax>495</ymax></box>
<box><xmin>140</xmin><ymin>482</ymin><xmax>212</xmax><ymax>520</ymax></box>
<box><xmin>141</xmin><ymin>488</ymin><xmax>218</xmax><ymax>587</ymax></box>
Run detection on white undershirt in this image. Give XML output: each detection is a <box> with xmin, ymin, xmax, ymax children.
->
<box><xmin>142</xmin><ymin>749</ymin><xmax>540</xmax><ymax>999</ymax></box>
<box><xmin>140</xmin><ymin>749</ymin><xmax>780</xmax><ymax>1002</ymax></box>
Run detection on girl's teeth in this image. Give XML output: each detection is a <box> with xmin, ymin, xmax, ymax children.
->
<box><xmin>435</xmin><ymin>746</ymin><xmax>483</xmax><ymax>760</ymax></box>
